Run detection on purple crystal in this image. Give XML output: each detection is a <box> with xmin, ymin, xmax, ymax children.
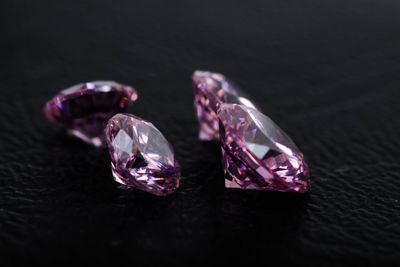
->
<box><xmin>105</xmin><ymin>113</ymin><xmax>181</xmax><ymax>196</ymax></box>
<box><xmin>192</xmin><ymin>70</ymin><xmax>258</xmax><ymax>141</ymax></box>
<box><xmin>44</xmin><ymin>81</ymin><xmax>137</xmax><ymax>147</ymax></box>
<box><xmin>218</xmin><ymin>104</ymin><xmax>310</xmax><ymax>193</ymax></box>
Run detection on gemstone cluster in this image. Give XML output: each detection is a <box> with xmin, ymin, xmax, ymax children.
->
<box><xmin>192</xmin><ymin>71</ymin><xmax>257</xmax><ymax>141</ymax></box>
<box><xmin>193</xmin><ymin>71</ymin><xmax>310</xmax><ymax>193</ymax></box>
<box><xmin>219</xmin><ymin>104</ymin><xmax>310</xmax><ymax>193</ymax></box>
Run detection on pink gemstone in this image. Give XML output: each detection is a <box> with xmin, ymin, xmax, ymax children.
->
<box><xmin>105</xmin><ymin>113</ymin><xmax>181</xmax><ymax>196</ymax></box>
<box><xmin>192</xmin><ymin>70</ymin><xmax>258</xmax><ymax>141</ymax></box>
<box><xmin>218</xmin><ymin>104</ymin><xmax>310</xmax><ymax>193</ymax></box>
<box><xmin>44</xmin><ymin>81</ymin><xmax>137</xmax><ymax>147</ymax></box>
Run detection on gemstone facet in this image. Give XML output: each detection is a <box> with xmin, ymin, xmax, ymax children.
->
<box><xmin>105</xmin><ymin>113</ymin><xmax>180</xmax><ymax>196</ymax></box>
<box><xmin>192</xmin><ymin>70</ymin><xmax>258</xmax><ymax>141</ymax></box>
<box><xmin>218</xmin><ymin>104</ymin><xmax>310</xmax><ymax>193</ymax></box>
<box><xmin>44</xmin><ymin>81</ymin><xmax>138</xmax><ymax>147</ymax></box>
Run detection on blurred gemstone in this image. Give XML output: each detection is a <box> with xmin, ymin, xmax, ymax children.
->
<box><xmin>105</xmin><ymin>113</ymin><xmax>180</xmax><ymax>196</ymax></box>
<box><xmin>44</xmin><ymin>81</ymin><xmax>137</xmax><ymax>147</ymax></box>
<box><xmin>218</xmin><ymin>104</ymin><xmax>310</xmax><ymax>193</ymax></box>
<box><xmin>192</xmin><ymin>70</ymin><xmax>258</xmax><ymax>141</ymax></box>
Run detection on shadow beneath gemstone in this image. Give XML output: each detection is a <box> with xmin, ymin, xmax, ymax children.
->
<box><xmin>219</xmin><ymin>189</ymin><xmax>309</xmax><ymax>244</ymax></box>
<box><xmin>110</xmin><ymin>187</ymin><xmax>185</xmax><ymax>222</ymax></box>
<box><xmin>40</xmin><ymin>128</ymin><xmax>114</xmax><ymax>197</ymax></box>
<box><xmin>180</xmin><ymin>140</ymin><xmax>222</xmax><ymax>183</ymax></box>
<box><xmin>45</xmin><ymin>128</ymin><xmax>101</xmax><ymax>149</ymax></box>
<box><xmin>114</xmin><ymin>187</ymin><xmax>179</xmax><ymax>207</ymax></box>
<box><xmin>196</xmin><ymin>140</ymin><xmax>221</xmax><ymax>156</ymax></box>
<box><xmin>222</xmin><ymin>189</ymin><xmax>309</xmax><ymax>214</ymax></box>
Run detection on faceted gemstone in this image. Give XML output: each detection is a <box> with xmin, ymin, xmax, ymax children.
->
<box><xmin>44</xmin><ymin>81</ymin><xmax>137</xmax><ymax>147</ymax></box>
<box><xmin>192</xmin><ymin>70</ymin><xmax>258</xmax><ymax>141</ymax></box>
<box><xmin>105</xmin><ymin>113</ymin><xmax>180</xmax><ymax>196</ymax></box>
<box><xmin>218</xmin><ymin>104</ymin><xmax>310</xmax><ymax>193</ymax></box>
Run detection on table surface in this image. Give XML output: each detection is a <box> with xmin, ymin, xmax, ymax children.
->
<box><xmin>1</xmin><ymin>0</ymin><xmax>400</xmax><ymax>265</ymax></box>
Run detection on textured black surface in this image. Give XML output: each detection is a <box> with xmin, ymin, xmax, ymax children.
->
<box><xmin>1</xmin><ymin>0</ymin><xmax>400</xmax><ymax>265</ymax></box>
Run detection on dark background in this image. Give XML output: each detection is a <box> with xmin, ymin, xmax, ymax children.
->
<box><xmin>1</xmin><ymin>0</ymin><xmax>400</xmax><ymax>265</ymax></box>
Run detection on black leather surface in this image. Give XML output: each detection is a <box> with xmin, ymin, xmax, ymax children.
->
<box><xmin>1</xmin><ymin>0</ymin><xmax>400</xmax><ymax>265</ymax></box>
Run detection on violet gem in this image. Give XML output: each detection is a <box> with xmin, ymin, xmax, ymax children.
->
<box><xmin>218</xmin><ymin>104</ymin><xmax>310</xmax><ymax>193</ymax></box>
<box><xmin>105</xmin><ymin>113</ymin><xmax>181</xmax><ymax>196</ymax></box>
<box><xmin>44</xmin><ymin>81</ymin><xmax>137</xmax><ymax>147</ymax></box>
<box><xmin>192</xmin><ymin>70</ymin><xmax>258</xmax><ymax>141</ymax></box>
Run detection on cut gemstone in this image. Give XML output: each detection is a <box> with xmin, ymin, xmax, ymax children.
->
<box><xmin>192</xmin><ymin>70</ymin><xmax>258</xmax><ymax>141</ymax></box>
<box><xmin>105</xmin><ymin>113</ymin><xmax>180</xmax><ymax>196</ymax></box>
<box><xmin>44</xmin><ymin>81</ymin><xmax>137</xmax><ymax>147</ymax></box>
<box><xmin>218</xmin><ymin>104</ymin><xmax>310</xmax><ymax>193</ymax></box>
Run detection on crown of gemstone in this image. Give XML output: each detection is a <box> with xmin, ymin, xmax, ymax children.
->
<box><xmin>44</xmin><ymin>81</ymin><xmax>137</xmax><ymax>147</ymax></box>
<box><xmin>105</xmin><ymin>113</ymin><xmax>181</xmax><ymax>196</ymax></box>
<box><xmin>218</xmin><ymin>104</ymin><xmax>310</xmax><ymax>193</ymax></box>
<box><xmin>192</xmin><ymin>70</ymin><xmax>257</xmax><ymax>141</ymax></box>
